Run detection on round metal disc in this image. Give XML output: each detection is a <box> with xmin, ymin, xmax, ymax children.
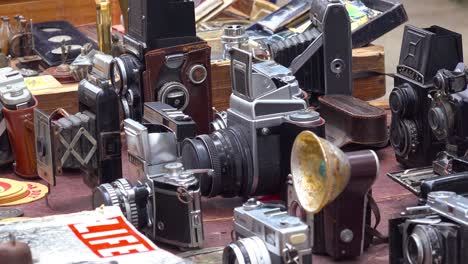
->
<box><xmin>48</xmin><ymin>35</ymin><xmax>72</xmax><ymax>43</ymax></box>
<box><xmin>0</xmin><ymin>208</ymin><xmax>24</xmax><ymax>220</ymax></box>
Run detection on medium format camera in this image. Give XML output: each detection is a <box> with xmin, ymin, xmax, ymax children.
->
<box><xmin>389</xmin><ymin>191</ymin><xmax>468</xmax><ymax>264</ymax></box>
<box><xmin>181</xmin><ymin>48</ymin><xmax>325</xmax><ymax>198</ymax></box>
<box><xmin>223</xmin><ymin>199</ymin><xmax>312</xmax><ymax>264</ymax></box>
<box><xmin>35</xmin><ymin>54</ymin><xmax>122</xmax><ymax>187</ymax></box>
<box><xmin>265</xmin><ymin>0</ymin><xmax>352</xmax><ymax>105</ymax></box>
<box><xmin>110</xmin><ymin>0</ymin><xmax>213</xmax><ymax>134</ymax></box>
<box><xmin>428</xmin><ymin>62</ymin><xmax>468</xmax><ymax>156</ymax></box>
<box><xmin>93</xmin><ymin>119</ymin><xmax>210</xmax><ymax>249</ymax></box>
<box><xmin>389</xmin><ymin>25</ymin><xmax>463</xmax><ymax>167</ymax></box>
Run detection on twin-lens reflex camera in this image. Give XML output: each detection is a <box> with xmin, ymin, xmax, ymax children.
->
<box><xmin>110</xmin><ymin>0</ymin><xmax>212</xmax><ymax>133</ymax></box>
<box><xmin>389</xmin><ymin>25</ymin><xmax>463</xmax><ymax>168</ymax></box>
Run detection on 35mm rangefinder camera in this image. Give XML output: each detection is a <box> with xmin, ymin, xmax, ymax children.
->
<box><xmin>224</xmin><ymin>199</ymin><xmax>312</xmax><ymax>264</ymax></box>
<box><xmin>389</xmin><ymin>191</ymin><xmax>468</xmax><ymax>264</ymax></box>
<box><xmin>93</xmin><ymin>119</ymin><xmax>211</xmax><ymax>249</ymax></box>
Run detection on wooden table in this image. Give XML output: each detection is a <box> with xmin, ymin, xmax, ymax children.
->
<box><xmin>0</xmin><ymin>135</ymin><xmax>415</xmax><ymax>263</ymax></box>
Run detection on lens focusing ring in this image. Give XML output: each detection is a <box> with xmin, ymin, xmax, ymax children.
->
<box><xmin>390</xmin><ymin>84</ymin><xmax>417</xmax><ymax>117</ymax></box>
<box><xmin>112</xmin><ymin>179</ymin><xmax>139</xmax><ymax>228</ymax></box>
<box><xmin>390</xmin><ymin>119</ymin><xmax>419</xmax><ymax>157</ymax></box>
<box><xmin>111</xmin><ymin>54</ymin><xmax>142</xmax><ymax>96</ymax></box>
<box><xmin>197</xmin><ymin>134</ymin><xmax>223</xmax><ymax>197</ymax></box>
<box><xmin>182</xmin><ymin>126</ymin><xmax>253</xmax><ymax>198</ymax></box>
<box><xmin>93</xmin><ymin>183</ymin><xmax>119</xmax><ymax>208</ymax></box>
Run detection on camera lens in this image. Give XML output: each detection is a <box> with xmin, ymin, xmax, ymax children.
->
<box><xmin>428</xmin><ymin>106</ymin><xmax>449</xmax><ymax>140</ymax></box>
<box><xmin>390</xmin><ymin>119</ymin><xmax>419</xmax><ymax>157</ymax></box>
<box><xmin>390</xmin><ymin>84</ymin><xmax>418</xmax><ymax>117</ymax></box>
<box><xmin>404</xmin><ymin>225</ymin><xmax>444</xmax><ymax>264</ymax></box>
<box><xmin>223</xmin><ymin>237</ymin><xmax>271</xmax><ymax>264</ymax></box>
<box><xmin>110</xmin><ymin>54</ymin><xmax>142</xmax><ymax>96</ymax></box>
<box><xmin>158</xmin><ymin>82</ymin><xmax>189</xmax><ymax>111</ymax></box>
<box><xmin>181</xmin><ymin>127</ymin><xmax>253</xmax><ymax>197</ymax></box>
<box><xmin>93</xmin><ymin>179</ymin><xmax>149</xmax><ymax>229</ymax></box>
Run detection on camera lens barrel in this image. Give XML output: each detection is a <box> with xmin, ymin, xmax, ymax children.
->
<box><xmin>222</xmin><ymin>237</ymin><xmax>271</xmax><ymax>264</ymax></box>
<box><xmin>390</xmin><ymin>119</ymin><xmax>419</xmax><ymax>157</ymax></box>
<box><xmin>390</xmin><ymin>84</ymin><xmax>417</xmax><ymax>117</ymax></box>
<box><xmin>181</xmin><ymin>126</ymin><xmax>253</xmax><ymax>198</ymax></box>
<box><xmin>93</xmin><ymin>179</ymin><xmax>149</xmax><ymax>229</ymax></box>
<box><xmin>404</xmin><ymin>225</ymin><xmax>444</xmax><ymax>264</ymax></box>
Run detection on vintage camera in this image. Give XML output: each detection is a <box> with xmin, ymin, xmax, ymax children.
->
<box><xmin>428</xmin><ymin>63</ymin><xmax>468</xmax><ymax>156</ymax></box>
<box><xmin>0</xmin><ymin>68</ymin><xmax>37</xmax><ymax>178</ymax></box>
<box><xmin>389</xmin><ymin>191</ymin><xmax>468</xmax><ymax>264</ymax></box>
<box><xmin>34</xmin><ymin>54</ymin><xmax>121</xmax><ymax>187</ymax></box>
<box><xmin>388</xmin><ymin>150</ymin><xmax>468</xmax><ymax>204</ymax></box>
<box><xmin>93</xmin><ymin>119</ymin><xmax>209</xmax><ymax>249</ymax></box>
<box><xmin>389</xmin><ymin>25</ymin><xmax>463</xmax><ymax>167</ymax></box>
<box><xmin>110</xmin><ymin>0</ymin><xmax>212</xmax><ymax>134</ymax></box>
<box><xmin>181</xmin><ymin>48</ymin><xmax>325</xmax><ymax>198</ymax></box>
<box><xmin>142</xmin><ymin>102</ymin><xmax>197</xmax><ymax>153</ymax></box>
<box><xmin>224</xmin><ymin>199</ymin><xmax>312</xmax><ymax>264</ymax></box>
<box><xmin>263</xmin><ymin>0</ymin><xmax>352</xmax><ymax>105</ymax></box>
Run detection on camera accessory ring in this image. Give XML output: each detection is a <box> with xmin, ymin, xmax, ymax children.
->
<box><xmin>112</xmin><ymin>179</ymin><xmax>139</xmax><ymax>228</ymax></box>
<box><xmin>389</xmin><ymin>84</ymin><xmax>418</xmax><ymax>117</ymax></box>
<box><xmin>224</xmin><ymin>127</ymin><xmax>254</xmax><ymax>197</ymax></box>
<box><xmin>110</xmin><ymin>57</ymin><xmax>128</xmax><ymax>96</ymax></box>
<box><xmin>158</xmin><ymin>81</ymin><xmax>190</xmax><ymax>111</ymax></box>
<box><xmin>197</xmin><ymin>134</ymin><xmax>223</xmax><ymax>197</ymax></box>
<box><xmin>120</xmin><ymin>97</ymin><xmax>131</xmax><ymax>119</ymax></box>
<box><xmin>212</xmin><ymin>129</ymin><xmax>243</xmax><ymax>197</ymax></box>
<box><xmin>188</xmin><ymin>64</ymin><xmax>208</xmax><ymax>84</ymax></box>
<box><xmin>428</xmin><ymin>97</ymin><xmax>454</xmax><ymax>141</ymax></box>
<box><xmin>390</xmin><ymin>119</ymin><xmax>419</xmax><ymax>158</ymax></box>
<box><xmin>92</xmin><ymin>183</ymin><xmax>119</xmax><ymax>208</ymax></box>
<box><xmin>222</xmin><ymin>237</ymin><xmax>272</xmax><ymax>264</ymax></box>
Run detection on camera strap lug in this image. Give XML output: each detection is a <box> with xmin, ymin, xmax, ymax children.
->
<box><xmin>283</xmin><ymin>243</ymin><xmax>300</xmax><ymax>264</ymax></box>
<box><xmin>176</xmin><ymin>187</ymin><xmax>193</xmax><ymax>204</ymax></box>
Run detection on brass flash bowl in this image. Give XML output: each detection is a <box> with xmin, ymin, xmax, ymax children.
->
<box><xmin>290</xmin><ymin>131</ymin><xmax>351</xmax><ymax>213</ymax></box>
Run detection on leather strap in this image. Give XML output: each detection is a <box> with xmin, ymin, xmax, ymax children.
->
<box><xmin>366</xmin><ymin>193</ymin><xmax>389</xmax><ymax>245</ymax></box>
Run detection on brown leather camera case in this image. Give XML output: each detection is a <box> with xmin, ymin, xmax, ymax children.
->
<box><xmin>318</xmin><ymin>95</ymin><xmax>387</xmax><ymax>147</ymax></box>
<box><xmin>143</xmin><ymin>40</ymin><xmax>212</xmax><ymax>134</ymax></box>
<box><xmin>3</xmin><ymin>97</ymin><xmax>38</xmax><ymax>178</ymax></box>
<box><xmin>314</xmin><ymin>150</ymin><xmax>378</xmax><ymax>259</ymax></box>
